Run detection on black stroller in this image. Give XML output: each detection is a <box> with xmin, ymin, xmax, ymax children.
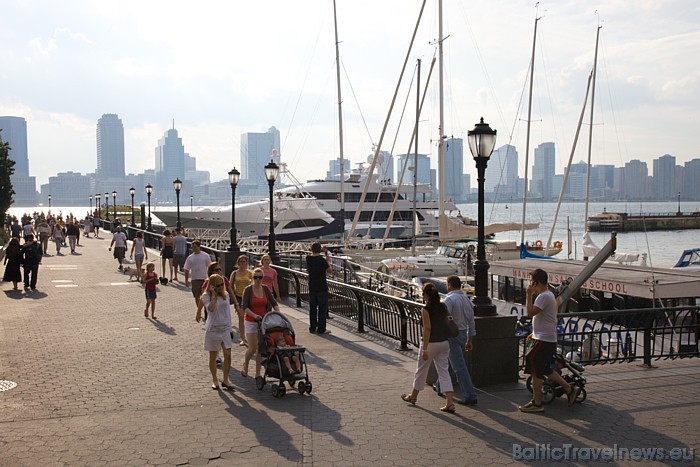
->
<box><xmin>526</xmin><ymin>352</ymin><xmax>587</xmax><ymax>404</ymax></box>
<box><xmin>255</xmin><ymin>311</ymin><xmax>312</xmax><ymax>398</ymax></box>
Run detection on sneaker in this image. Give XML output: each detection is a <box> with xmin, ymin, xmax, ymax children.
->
<box><xmin>567</xmin><ymin>386</ymin><xmax>581</xmax><ymax>406</ymax></box>
<box><xmin>118</xmin><ymin>265</ymin><xmax>123</xmax><ymax>271</ymax></box>
<box><xmin>216</xmin><ymin>356</ymin><xmax>222</xmax><ymax>365</ymax></box>
<box><xmin>458</xmin><ymin>398</ymin><xmax>478</xmax><ymax>406</ymax></box>
<box><xmin>519</xmin><ymin>400</ymin><xmax>544</xmax><ymax>413</ymax></box>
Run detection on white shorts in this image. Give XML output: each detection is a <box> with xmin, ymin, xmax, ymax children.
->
<box><xmin>244</xmin><ymin>320</ymin><xmax>260</xmax><ymax>335</ymax></box>
<box><xmin>203</xmin><ymin>327</ymin><xmax>232</xmax><ymax>352</ymax></box>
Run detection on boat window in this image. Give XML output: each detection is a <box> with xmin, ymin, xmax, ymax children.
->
<box><xmin>283</xmin><ymin>219</ymin><xmax>329</xmax><ymax>229</ymax></box>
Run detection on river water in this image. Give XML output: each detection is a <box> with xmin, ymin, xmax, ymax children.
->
<box><xmin>9</xmin><ymin>200</ymin><xmax>700</xmax><ymax>267</ymax></box>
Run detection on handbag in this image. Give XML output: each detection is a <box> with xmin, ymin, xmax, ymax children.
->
<box><xmin>444</xmin><ymin>304</ymin><xmax>459</xmax><ymax>338</ymax></box>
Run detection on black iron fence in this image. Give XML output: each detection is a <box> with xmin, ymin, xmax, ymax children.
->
<box><xmin>519</xmin><ymin>306</ymin><xmax>700</xmax><ymax>369</ymax></box>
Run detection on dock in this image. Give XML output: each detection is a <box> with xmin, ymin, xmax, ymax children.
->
<box><xmin>1</xmin><ymin>233</ymin><xmax>699</xmax><ymax>464</ymax></box>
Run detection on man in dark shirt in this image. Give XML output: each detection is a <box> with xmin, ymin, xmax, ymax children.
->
<box><xmin>306</xmin><ymin>242</ymin><xmax>332</xmax><ymax>334</ymax></box>
<box><xmin>21</xmin><ymin>234</ymin><xmax>43</xmax><ymax>291</ymax></box>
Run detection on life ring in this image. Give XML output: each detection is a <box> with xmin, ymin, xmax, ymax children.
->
<box><xmin>534</xmin><ymin>240</ymin><xmax>543</xmax><ymax>248</ymax></box>
<box><xmin>553</xmin><ymin>240</ymin><xmax>563</xmax><ymax>249</ymax></box>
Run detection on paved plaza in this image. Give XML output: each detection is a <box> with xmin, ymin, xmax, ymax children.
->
<box><xmin>1</xmin><ymin>233</ymin><xmax>699</xmax><ymax>466</ymax></box>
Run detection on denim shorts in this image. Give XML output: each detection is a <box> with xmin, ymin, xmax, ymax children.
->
<box><xmin>145</xmin><ymin>289</ymin><xmax>157</xmax><ymax>300</ymax></box>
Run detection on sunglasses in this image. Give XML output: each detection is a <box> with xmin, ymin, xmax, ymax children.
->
<box><xmin>253</xmin><ymin>276</ymin><xmax>263</xmax><ymax>280</ymax></box>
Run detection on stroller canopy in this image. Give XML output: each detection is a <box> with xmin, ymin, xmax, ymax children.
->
<box><xmin>261</xmin><ymin>311</ymin><xmax>295</xmax><ymax>335</ymax></box>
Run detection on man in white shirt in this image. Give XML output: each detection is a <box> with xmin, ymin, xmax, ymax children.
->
<box><xmin>519</xmin><ymin>268</ymin><xmax>581</xmax><ymax>413</ymax></box>
<box><xmin>108</xmin><ymin>226</ymin><xmax>128</xmax><ymax>270</ymax></box>
<box><xmin>184</xmin><ymin>240</ymin><xmax>212</xmax><ymax>305</ymax></box>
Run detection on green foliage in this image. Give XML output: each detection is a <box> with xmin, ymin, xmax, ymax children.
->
<box><xmin>0</xmin><ymin>129</ymin><xmax>16</xmax><ymax>223</ymax></box>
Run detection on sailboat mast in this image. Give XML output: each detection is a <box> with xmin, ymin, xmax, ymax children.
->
<box><xmin>584</xmin><ymin>23</ymin><xmax>602</xmax><ymax>227</ymax></box>
<box><xmin>437</xmin><ymin>0</ymin><xmax>446</xmax><ymax>238</ymax></box>
<box><xmin>413</xmin><ymin>59</ymin><xmax>421</xmax><ymax>255</ymax></box>
<box><xmin>333</xmin><ymin>0</ymin><xmax>346</xmax><ymax>241</ymax></box>
<box><xmin>520</xmin><ymin>15</ymin><xmax>540</xmax><ymax>246</ymax></box>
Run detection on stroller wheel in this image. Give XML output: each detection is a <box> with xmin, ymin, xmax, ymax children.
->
<box><xmin>297</xmin><ymin>381</ymin><xmax>306</xmax><ymax>395</ymax></box>
<box><xmin>278</xmin><ymin>385</ymin><xmax>286</xmax><ymax>398</ymax></box>
<box><xmin>576</xmin><ymin>387</ymin><xmax>587</xmax><ymax>403</ymax></box>
<box><xmin>305</xmin><ymin>381</ymin><xmax>313</xmax><ymax>394</ymax></box>
<box><xmin>271</xmin><ymin>383</ymin><xmax>280</xmax><ymax>398</ymax></box>
<box><xmin>541</xmin><ymin>382</ymin><xmax>556</xmax><ymax>404</ymax></box>
<box><xmin>255</xmin><ymin>376</ymin><xmax>265</xmax><ymax>391</ymax></box>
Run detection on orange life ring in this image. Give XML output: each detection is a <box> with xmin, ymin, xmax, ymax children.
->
<box><xmin>534</xmin><ymin>240</ymin><xmax>543</xmax><ymax>248</ymax></box>
<box><xmin>554</xmin><ymin>240</ymin><xmax>563</xmax><ymax>249</ymax></box>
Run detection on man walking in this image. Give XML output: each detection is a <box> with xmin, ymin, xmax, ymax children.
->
<box><xmin>184</xmin><ymin>240</ymin><xmax>211</xmax><ymax>306</ymax></box>
<box><xmin>434</xmin><ymin>275</ymin><xmax>479</xmax><ymax>405</ymax></box>
<box><xmin>108</xmin><ymin>225</ymin><xmax>128</xmax><ymax>270</ymax></box>
<box><xmin>172</xmin><ymin>228</ymin><xmax>188</xmax><ymax>282</ymax></box>
<box><xmin>306</xmin><ymin>242</ymin><xmax>331</xmax><ymax>334</ymax></box>
<box><xmin>21</xmin><ymin>234</ymin><xmax>43</xmax><ymax>291</ymax></box>
<box><xmin>519</xmin><ymin>268</ymin><xmax>581</xmax><ymax>413</ymax></box>
<box><xmin>66</xmin><ymin>220</ymin><xmax>80</xmax><ymax>254</ymax></box>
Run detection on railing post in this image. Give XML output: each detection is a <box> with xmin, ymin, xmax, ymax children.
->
<box><xmin>644</xmin><ymin>313</ymin><xmax>653</xmax><ymax>367</ymax></box>
<box><xmin>350</xmin><ymin>289</ymin><xmax>365</xmax><ymax>333</ymax></box>
<box><xmin>293</xmin><ymin>274</ymin><xmax>302</xmax><ymax>308</ymax></box>
<box><xmin>396</xmin><ymin>302</ymin><xmax>409</xmax><ymax>351</ymax></box>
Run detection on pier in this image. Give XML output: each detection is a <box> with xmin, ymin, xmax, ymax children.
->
<box><xmin>1</xmin><ymin>232</ymin><xmax>699</xmax><ymax>465</ymax></box>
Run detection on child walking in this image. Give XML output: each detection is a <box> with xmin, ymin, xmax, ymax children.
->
<box><xmin>143</xmin><ymin>263</ymin><xmax>158</xmax><ymax>319</ymax></box>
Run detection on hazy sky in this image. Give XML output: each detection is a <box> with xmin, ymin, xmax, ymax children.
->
<box><xmin>1</xmin><ymin>0</ymin><xmax>698</xmax><ymax>186</ymax></box>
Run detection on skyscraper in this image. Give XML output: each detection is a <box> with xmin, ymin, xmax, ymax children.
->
<box><xmin>485</xmin><ymin>144</ymin><xmax>518</xmax><ymax>196</ymax></box>
<box><xmin>96</xmin><ymin>114</ymin><xmax>125</xmax><ymax>179</ymax></box>
<box><xmin>0</xmin><ymin>115</ymin><xmax>36</xmax><ymax>205</ymax></box>
<box><xmin>154</xmin><ymin>128</ymin><xmax>186</xmax><ymax>201</ymax></box>
<box><xmin>241</xmin><ymin>127</ymin><xmax>280</xmax><ymax>194</ymax></box>
<box><xmin>0</xmin><ymin>116</ymin><xmax>29</xmax><ymax>176</ymax></box>
<box><xmin>532</xmin><ymin>142</ymin><xmax>555</xmax><ymax>200</ymax></box>
<box><xmin>653</xmin><ymin>154</ymin><xmax>676</xmax><ymax>200</ymax></box>
<box><xmin>444</xmin><ymin>138</ymin><xmax>465</xmax><ymax>202</ymax></box>
<box><xmin>397</xmin><ymin>153</ymin><xmax>431</xmax><ymax>199</ymax></box>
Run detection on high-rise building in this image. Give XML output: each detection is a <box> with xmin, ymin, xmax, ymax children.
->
<box><xmin>683</xmin><ymin>159</ymin><xmax>700</xmax><ymax>201</ymax></box>
<box><xmin>485</xmin><ymin>144</ymin><xmax>518</xmax><ymax>196</ymax></box>
<box><xmin>368</xmin><ymin>149</ymin><xmax>393</xmax><ymax>184</ymax></box>
<box><xmin>531</xmin><ymin>142</ymin><xmax>556</xmax><ymax>200</ymax></box>
<box><xmin>154</xmin><ymin>128</ymin><xmax>186</xmax><ymax>202</ymax></box>
<box><xmin>0</xmin><ymin>116</ymin><xmax>29</xmax><ymax>176</ymax></box>
<box><xmin>240</xmin><ymin>127</ymin><xmax>280</xmax><ymax>196</ymax></box>
<box><xmin>653</xmin><ymin>154</ymin><xmax>676</xmax><ymax>200</ymax></box>
<box><xmin>326</xmin><ymin>157</ymin><xmax>351</xmax><ymax>181</ymax></box>
<box><xmin>96</xmin><ymin>114</ymin><xmax>125</xmax><ymax>179</ymax></box>
<box><xmin>0</xmin><ymin>116</ymin><xmax>36</xmax><ymax>205</ymax></box>
<box><xmin>397</xmin><ymin>153</ymin><xmax>431</xmax><ymax>190</ymax></box>
<box><xmin>622</xmin><ymin>159</ymin><xmax>649</xmax><ymax>201</ymax></box>
<box><xmin>444</xmin><ymin>138</ymin><xmax>465</xmax><ymax>202</ymax></box>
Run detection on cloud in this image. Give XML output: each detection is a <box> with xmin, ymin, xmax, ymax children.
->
<box><xmin>28</xmin><ymin>27</ymin><xmax>92</xmax><ymax>56</ymax></box>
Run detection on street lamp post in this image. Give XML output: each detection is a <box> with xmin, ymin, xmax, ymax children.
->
<box><xmin>468</xmin><ymin>117</ymin><xmax>498</xmax><ymax>317</ymax></box>
<box><xmin>89</xmin><ymin>195</ymin><xmax>93</xmax><ymax>211</ymax></box>
<box><xmin>145</xmin><ymin>184</ymin><xmax>153</xmax><ymax>231</ymax></box>
<box><xmin>228</xmin><ymin>168</ymin><xmax>240</xmax><ymax>252</ymax></box>
<box><xmin>264</xmin><ymin>160</ymin><xmax>280</xmax><ymax>263</ymax></box>
<box><xmin>96</xmin><ymin>194</ymin><xmax>101</xmax><ymax>227</ymax></box>
<box><xmin>190</xmin><ymin>195</ymin><xmax>193</xmax><ymax>212</ymax></box>
<box><xmin>173</xmin><ymin>178</ymin><xmax>182</xmax><ymax>230</ymax></box>
<box><xmin>48</xmin><ymin>194</ymin><xmax>52</xmax><ymax>210</ymax></box>
<box><xmin>129</xmin><ymin>187</ymin><xmax>136</xmax><ymax>226</ymax></box>
<box><xmin>105</xmin><ymin>192</ymin><xmax>110</xmax><ymax>221</ymax></box>
<box><xmin>677</xmin><ymin>192</ymin><xmax>681</xmax><ymax>215</ymax></box>
<box><xmin>112</xmin><ymin>191</ymin><xmax>117</xmax><ymax>223</ymax></box>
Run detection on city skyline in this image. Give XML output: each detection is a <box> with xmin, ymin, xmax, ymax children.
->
<box><xmin>0</xmin><ymin>1</ymin><xmax>698</xmax><ymax>187</ymax></box>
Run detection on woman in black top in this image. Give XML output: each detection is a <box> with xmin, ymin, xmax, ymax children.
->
<box><xmin>401</xmin><ymin>282</ymin><xmax>456</xmax><ymax>413</ymax></box>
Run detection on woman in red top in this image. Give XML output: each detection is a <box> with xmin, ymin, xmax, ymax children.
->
<box><xmin>259</xmin><ymin>254</ymin><xmax>281</xmax><ymax>302</ymax></box>
<box><xmin>240</xmin><ymin>268</ymin><xmax>279</xmax><ymax>380</ymax></box>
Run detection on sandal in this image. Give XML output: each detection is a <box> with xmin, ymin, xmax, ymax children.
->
<box><xmin>240</xmin><ymin>370</ymin><xmax>248</xmax><ymax>378</ymax></box>
<box><xmin>221</xmin><ymin>382</ymin><xmax>235</xmax><ymax>391</ymax></box>
<box><xmin>440</xmin><ymin>404</ymin><xmax>456</xmax><ymax>413</ymax></box>
<box><xmin>401</xmin><ymin>394</ymin><xmax>417</xmax><ymax>405</ymax></box>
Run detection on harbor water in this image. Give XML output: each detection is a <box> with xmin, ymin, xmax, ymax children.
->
<box><xmin>9</xmin><ymin>200</ymin><xmax>700</xmax><ymax>268</ymax></box>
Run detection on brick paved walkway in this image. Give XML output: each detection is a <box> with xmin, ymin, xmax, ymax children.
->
<box><xmin>1</xmin><ymin>234</ymin><xmax>698</xmax><ymax>465</ymax></box>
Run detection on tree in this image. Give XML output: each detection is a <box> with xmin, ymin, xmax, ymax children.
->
<box><xmin>0</xmin><ymin>129</ymin><xmax>16</xmax><ymax>225</ymax></box>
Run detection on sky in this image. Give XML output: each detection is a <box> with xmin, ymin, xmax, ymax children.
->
<box><xmin>1</xmin><ymin>0</ymin><xmax>699</xmax><ymax>187</ymax></box>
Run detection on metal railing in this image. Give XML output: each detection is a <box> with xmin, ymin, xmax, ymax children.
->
<box><xmin>518</xmin><ymin>306</ymin><xmax>700</xmax><ymax>369</ymax></box>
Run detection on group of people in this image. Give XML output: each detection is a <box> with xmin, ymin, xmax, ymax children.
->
<box><xmin>401</xmin><ymin>268</ymin><xmax>581</xmax><ymax>415</ymax></box>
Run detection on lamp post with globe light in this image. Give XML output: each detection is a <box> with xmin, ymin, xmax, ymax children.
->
<box><xmin>145</xmin><ymin>184</ymin><xmax>153</xmax><ymax>231</ymax></box>
<box><xmin>228</xmin><ymin>168</ymin><xmax>240</xmax><ymax>252</ymax></box>
<box><xmin>264</xmin><ymin>160</ymin><xmax>280</xmax><ymax>263</ymax></box>
<box><xmin>96</xmin><ymin>194</ymin><xmax>101</xmax><ymax>221</ymax></box>
<box><xmin>129</xmin><ymin>187</ymin><xmax>136</xmax><ymax>227</ymax></box>
<box><xmin>105</xmin><ymin>192</ymin><xmax>110</xmax><ymax>221</ymax></box>
<box><xmin>112</xmin><ymin>191</ymin><xmax>117</xmax><ymax>224</ymax></box>
<box><xmin>173</xmin><ymin>178</ymin><xmax>182</xmax><ymax>230</ymax></box>
<box><xmin>48</xmin><ymin>194</ymin><xmax>51</xmax><ymax>210</ymax></box>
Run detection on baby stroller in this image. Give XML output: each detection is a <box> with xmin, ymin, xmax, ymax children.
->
<box><xmin>255</xmin><ymin>311</ymin><xmax>312</xmax><ymax>398</ymax></box>
<box><xmin>526</xmin><ymin>352</ymin><xmax>587</xmax><ymax>404</ymax></box>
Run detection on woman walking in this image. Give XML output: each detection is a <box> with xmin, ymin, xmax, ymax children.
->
<box><xmin>52</xmin><ymin>222</ymin><xmax>65</xmax><ymax>255</ymax></box>
<box><xmin>129</xmin><ymin>231</ymin><xmax>148</xmax><ymax>282</ymax></box>
<box><xmin>240</xmin><ymin>267</ymin><xmax>279</xmax><ymax>382</ymax></box>
<box><xmin>401</xmin><ymin>282</ymin><xmax>456</xmax><ymax>413</ymax></box>
<box><xmin>259</xmin><ymin>254</ymin><xmax>281</xmax><ymax>303</ymax></box>
<box><xmin>230</xmin><ymin>255</ymin><xmax>253</xmax><ymax>346</ymax></box>
<box><xmin>196</xmin><ymin>274</ymin><xmax>234</xmax><ymax>391</ymax></box>
<box><xmin>3</xmin><ymin>237</ymin><xmax>22</xmax><ymax>290</ymax></box>
<box><xmin>160</xmin><ymin>230</ymin><xmax>174</xmax><ymax>281</ymax></box>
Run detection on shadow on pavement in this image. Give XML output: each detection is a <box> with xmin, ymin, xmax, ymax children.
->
<box><xmin>22</xmin><ymin>290</ymin><xmax>48</xmax><ymax>300</ymax></box>
<box><xmin>3</xmin><ymin>289</ymin><xmax>24</xmax><ymax>300</ymax></box>
<box><xmin>149</xmin><ymin>318</ymin><xmax>177</xmax><ymax>335</ymax></box>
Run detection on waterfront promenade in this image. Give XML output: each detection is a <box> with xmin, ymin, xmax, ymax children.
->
<box><xmin>1</xmin><ymin>234</ymin><xmax>698</xmax><ymax>466</ymax></box>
